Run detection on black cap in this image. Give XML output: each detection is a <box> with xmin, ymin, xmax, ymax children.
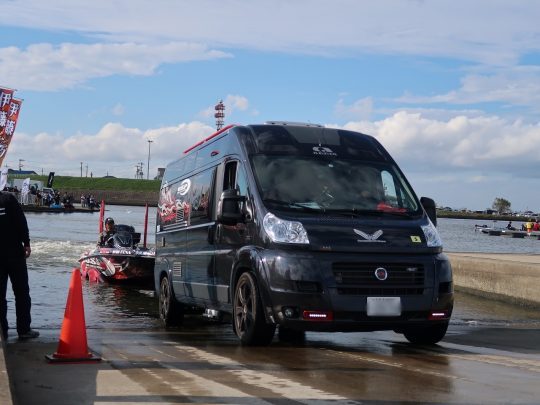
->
<box><xmin>105</xmin><ymin>217</ymin><xmax>114</xmax><ymax>224</ymax></box>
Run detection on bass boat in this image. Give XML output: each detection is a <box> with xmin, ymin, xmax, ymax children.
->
<box><xmin>79</xmin><ymin>202</ymin><xmax>155</xmax><ymax>285</ymax></box>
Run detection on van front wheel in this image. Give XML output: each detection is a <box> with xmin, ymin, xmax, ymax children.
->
<box><xmin>159</xmin><ymin>276</ymin><xmax>183</xmax><ymax>327</ymax></box>
<box><xmin>403</xmin><ymin>322</ymin><xmax>449</xmax><ymax>345</ymax></box>
<box><xmin>233</xmin><ymin>272</ymin><xmax>276</xmax><ymax>346</ymax></box>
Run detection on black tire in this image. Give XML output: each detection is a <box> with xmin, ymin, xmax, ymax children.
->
<box><xmin>278</xmin><ymin>326</ymin><xmax>306</xmax><ymax>344</ymax></box>
<box><xmin>159</xmin><ymin>275</ymin><xmax>184</xmax><ymax>327</ymax></box>
<box><xmin>233</xmin><ymin>272</ymin><xmax>276</xmax><ymax>346</ymax></box>
<box><xmin>403</xmin><ymin>322</ymin><xmax>449</xmax><ymax>345</ymax></box>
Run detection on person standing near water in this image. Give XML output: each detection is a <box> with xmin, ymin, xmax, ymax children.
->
<box><xmin>0</xmin><ymin>191</ymin><xmax>39</xmax><ymax>339</ymax></box>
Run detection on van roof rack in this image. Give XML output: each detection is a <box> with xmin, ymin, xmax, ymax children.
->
<box><xmin>263</xmin><ymin>121</ymin><xmax>324</xmax><ymax>128</ymax></box>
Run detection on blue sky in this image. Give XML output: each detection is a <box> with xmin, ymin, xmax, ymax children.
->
<box><xmin>1</xmin><ymin>0</ymin><xmax>540</xmax><ymax>211</ymax></box>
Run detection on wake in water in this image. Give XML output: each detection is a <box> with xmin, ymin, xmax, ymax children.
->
<box><xmin>29</xmin><ymin>239</ymin><xmax>95</xmax><ymax>267</ymax></box>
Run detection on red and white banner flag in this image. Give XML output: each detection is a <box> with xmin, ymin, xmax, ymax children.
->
<box><xmin>0</xmin><ymin>86</ymin><xmax>23</xmax><ymax>167</ymax></box>
<box><xmin>0</xmin><ymin>87</ymin><xmax>14</xmax><ymax>112</ymax></box>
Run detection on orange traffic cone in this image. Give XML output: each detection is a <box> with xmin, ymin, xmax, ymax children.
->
<box><xmin>46</xmin><ymin>268</ymin><xmax>101</xmax><ymax>363</ymax></box>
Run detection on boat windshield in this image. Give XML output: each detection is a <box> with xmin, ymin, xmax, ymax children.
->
<box><xmin>250</xmin><ymin>155</ymin><xmax>421</xmax><ymax>216</ymax></box>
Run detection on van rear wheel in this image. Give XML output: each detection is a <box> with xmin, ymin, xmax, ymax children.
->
<box><xmin>159</xmin><ymin>275</ymin><xmax>183</xmax><ymax>327</ymax></box>
<box><xmin>233</xmin><ymin>272</ymin><xmax>275</xmax><ymax>346</ymax></box>
<box><xmin>403</xmin><ymin>322</ymin><xmax>449</xmax><ymax>345</ymax></box>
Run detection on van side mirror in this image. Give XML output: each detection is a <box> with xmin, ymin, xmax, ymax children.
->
<box><xmin>420</xmin><ymin>197</ymin><xmax>437</xmax><ymax>227</ymax></box>
<box><xmin>218</xmin><ymin>188</ymin><xmax>247</xmax><ymax>225</ymax></box>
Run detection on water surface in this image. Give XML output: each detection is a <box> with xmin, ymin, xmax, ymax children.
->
<box><xmin>4</xmin><ymin>209</ymin><xmax>538</xmax><ymax>335</ymax></box>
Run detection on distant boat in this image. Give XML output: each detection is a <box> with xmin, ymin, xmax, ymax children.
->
<box><xmin>475</xmin><ymin>224</ymin><xmax>539</xmax><ymax>239</ymax></box>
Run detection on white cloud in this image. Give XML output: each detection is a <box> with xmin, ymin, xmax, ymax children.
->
<box><xmin>334</xmin><ymin>97</ymin><xmax>373</xmax><ymax>120</ymax></box>
<box><xmin>367</xmin><ymin>113</ymin><xmax>540</xmax><ymax>211</ymax></box>
<box><xmin>0</xmin><ymin>42</ymin><xmax>230</xmax><ymax>90</ymax></box>
<box><xmin>224</xmin><ymin>95</ymin><xmax>249</xmax><ymax>112</ymax></box>
<box><xmin>6</xmin><ymin>121</ymin><xmax>215</xmax><ymax>177</ymax></box>
<box><xmin>341</xmin><ymin>111</ymin><xmax>540</xmax><ymax>173</ymax></box>
<box><xmin>396</xmin><ymin>67</ymin><xmax>540</xmax><ymax>108</ymax></box>
<box><xmin>7</xmin><ymin>111</ymin><xmax>540</xmax><ymax>180</ymax></box>
<box><xmin>1</xmin><ymin>1</ymin><xmax>539</xmax><ymax>65</ymax></box>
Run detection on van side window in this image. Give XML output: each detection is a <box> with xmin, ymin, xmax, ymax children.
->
<box><xmin>381</xmin><ymin>169</ymin><xmax>417</xmax><ymax>210</ymax></box>
<box><xmin>223</xmin><ymin>161</ymin><xmax>247</xmax><ymax>195</ymax></box>
<box><xmin>223</xmin><ymin>161</ymin><xmax>238</xmax><ymax>190</ymax></box>
<box><xmin>189</xmin><ymin>169</ymin><xmax>215</xmax><ymax>225</ymax></box>
<box><xmin>381</xmin><ymin>170</ymin><xmax>398</xmax><ymax>204</ymax></box>
<box><xmin>184</xmin><ymin>152</ymin><xmax>197</xmax><ymax>174</ymax></box>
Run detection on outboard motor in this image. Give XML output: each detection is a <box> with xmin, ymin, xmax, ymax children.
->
<box><xmin>112</xmin><ymin>231</ymin><xmax>134</xmax><ymax>248</ymax></box>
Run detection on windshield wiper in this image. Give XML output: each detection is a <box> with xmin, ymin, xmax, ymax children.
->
<box><xmin>262</xmin><ymin>199</ymin><xmax>324</xmax><ymax>213</ymax></box>
<box><xmin>325</xmin><ymin>208</ymin><xmax>363</xmax><ymax>218</ymax></box>
<box><xmin>361</xmin><ymin>209</ymin><xmax>412</xmax><ymax>217</ymax></box>
<box><xmin>323</xmin><ymin>208</ymin><xmax>413</xmax><ymax>218</ymax></box>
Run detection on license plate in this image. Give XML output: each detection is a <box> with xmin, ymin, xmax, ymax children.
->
<box><xmin>367</xmin><ymin>297</ymin><xmax>401</xmax><ymax>316</ymax></box>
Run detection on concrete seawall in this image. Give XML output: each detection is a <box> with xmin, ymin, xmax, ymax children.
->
<box><xmin>448</xmin><ymin>253</ymin><xmax>540</xmax><ymax>308</ymax></box>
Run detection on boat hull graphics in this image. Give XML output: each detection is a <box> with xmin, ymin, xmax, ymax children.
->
<box><xmin>79</xmin><ymin>247</ymin><xmax>155</xmax><ymax>286</ymax></box>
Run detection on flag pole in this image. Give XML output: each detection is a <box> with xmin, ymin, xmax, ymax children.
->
<box><xmin>99</xmin><ymin>200</ymin><xmax>105</xmax><ymax>234</ymax></box>
<box><xmin>143</xmin><ymin>203</ymin><xmax>149</xmax><ymax>248</ymax></box>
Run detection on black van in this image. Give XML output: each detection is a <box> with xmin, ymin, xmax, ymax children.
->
<box><xmin>154</xmin><ymin>122</ymin><xmax>453</xmax><ymax>345</ymax></box>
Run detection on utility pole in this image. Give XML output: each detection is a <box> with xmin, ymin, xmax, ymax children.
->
<box><xmin>18</xmin><ymin>159</ymin><xmax>24</xmax><ymax>171</ymax></box>
<box><xmin>147</xmin><ymin>139</ymin><xmax>153</xmax><ymax>180</ymax></box>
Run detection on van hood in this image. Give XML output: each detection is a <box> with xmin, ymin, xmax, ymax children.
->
<box><xmin>296</xmin><ymin>216</ymin><xmax>441</xmax><ymax>254</ymax></box>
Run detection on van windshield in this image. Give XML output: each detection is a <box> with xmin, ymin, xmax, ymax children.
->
<box><xmin>250</xmin><ymin>155</ymin><xmax>421</xmax><ymax>216</ymax></box>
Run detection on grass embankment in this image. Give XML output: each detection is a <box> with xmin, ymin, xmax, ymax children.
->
<box><xmin>10</xmin><ymin>175</ymin><xmax>161</xmax><ymax>206</ymax></box>
<box><xmin>437</xmin><ymin>210</ymin><xmax>527</xmax><ymax>222</ymax></box>
<box><xmin>10</xmin><ymin>175</ymin><xmax>161</xmax><ymax>191</ymax></box>
<box><xmin>9</xmin><ymin>175</ymin><xmax>531</xmax><ymax>217</ymax></box>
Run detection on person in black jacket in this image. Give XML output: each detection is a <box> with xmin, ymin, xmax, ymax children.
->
<box><xmin>98</xmin><ymin>217</ymin><xmax>116</xmax><ymax>247</ymax></box>
<box><xmin>0</xmin><ymin>191</ymin><xmax>39</xmax><ymax>339</ymax></box>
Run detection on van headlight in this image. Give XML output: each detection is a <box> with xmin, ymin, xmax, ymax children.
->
<box><xmin>421</xmin><ymin>220</ymin><xmax>443</xmax><ymax>247</ymax></box>
<box><xmin>263</xmin><ymin>212</ymin><xmax>309</xmax><ymax>244</ymax></box>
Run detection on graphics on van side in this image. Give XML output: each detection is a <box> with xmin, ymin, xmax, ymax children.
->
<box><xmin>157</xmin><ymin>178</ymin><xmax>192</xmax><ymax>229</ymax></box>
<box><xmin>177</xmin><ymin>179</ymin><xmax>191</xmax><ymax>196</ymax></box>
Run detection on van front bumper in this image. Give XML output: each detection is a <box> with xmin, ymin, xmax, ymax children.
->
<box><xmin>259</xmin><ymin>250</ymin><xmax>453</xmax><ymax>332</ymax></box>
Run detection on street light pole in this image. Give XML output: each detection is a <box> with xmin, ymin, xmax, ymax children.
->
<box><xmin>147</xmin><ymin>139</ymin><xmax>153</xmax><ymax>180</ymax></box>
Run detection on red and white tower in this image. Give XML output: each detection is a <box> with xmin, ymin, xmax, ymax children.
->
<box><xmin>214</xmin><ymin>100</ymin><xmax>225</xmax><ymax>130</ymax></box>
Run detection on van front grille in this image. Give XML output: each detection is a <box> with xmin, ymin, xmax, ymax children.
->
<box><xmin>332</xmin><ymin>262</ymin><xmax>425</xmax><ymax>296</ymax></box>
